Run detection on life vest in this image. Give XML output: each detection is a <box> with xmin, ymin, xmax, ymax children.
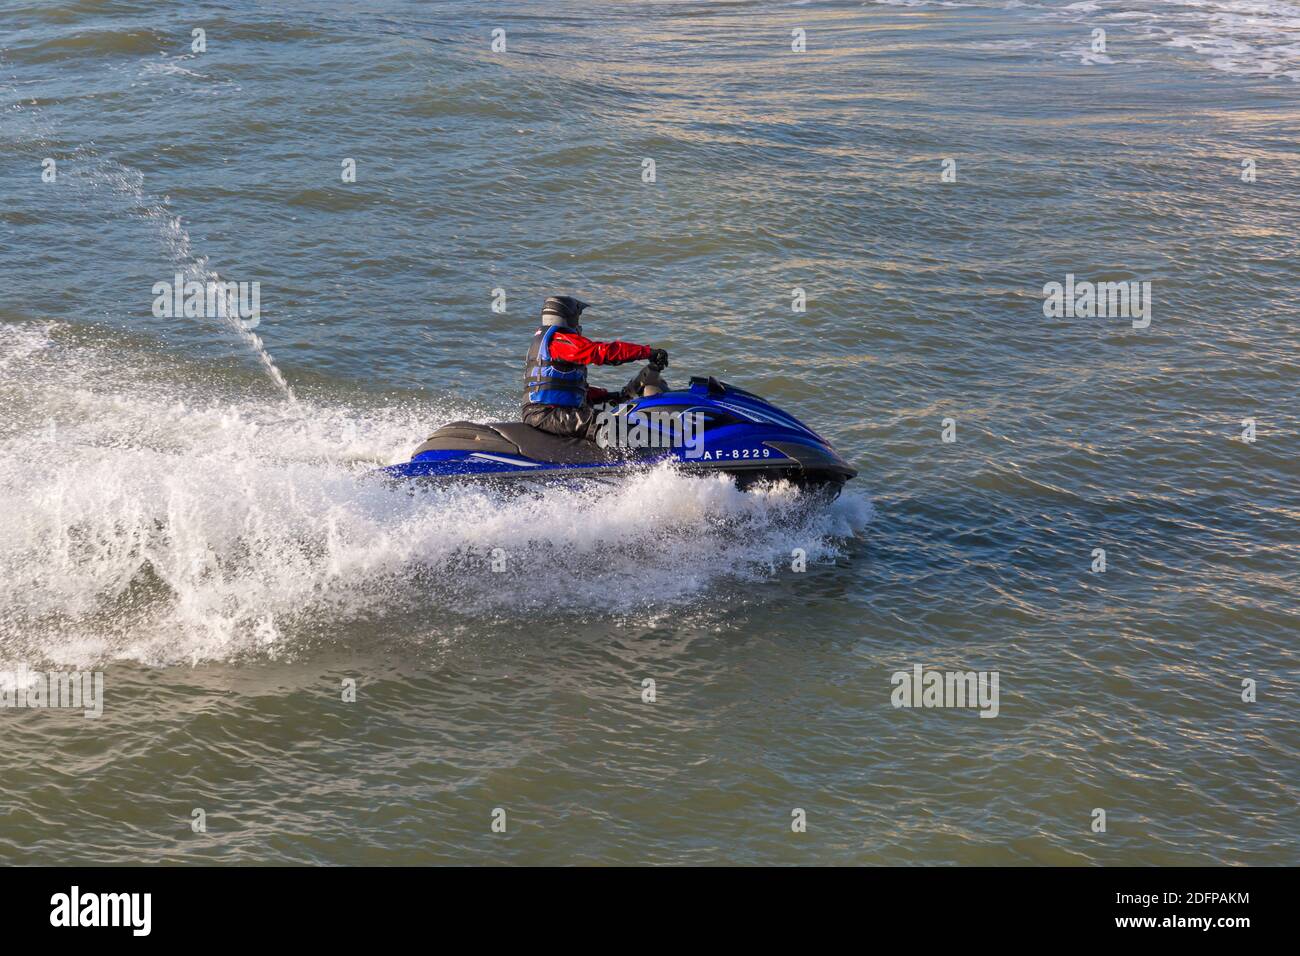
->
<box><xmin>524</xmin><ymin>326</ymin><xmax>587</xmax><ymax>407</ymax></box>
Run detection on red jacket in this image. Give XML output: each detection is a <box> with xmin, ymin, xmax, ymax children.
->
<box><xmin>547</xmin><ymin>331</ymin><xmax>651</xmax><ymax>402</ymax></box>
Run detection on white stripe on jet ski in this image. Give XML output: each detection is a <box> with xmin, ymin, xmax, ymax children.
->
<box><xmin>470</xmin><ymin>453</ymin><xmax>544</xmax><ymax>467</ymax></box>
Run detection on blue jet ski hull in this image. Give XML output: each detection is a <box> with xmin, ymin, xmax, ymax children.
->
<box><xmin>378</xmin><ymin>376</ymin><xmax>856</xmax><ymax>491</ymax></box>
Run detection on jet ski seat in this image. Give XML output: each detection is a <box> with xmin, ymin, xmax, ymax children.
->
<box><xmin>412</xmin><ymin>421</ymin><xmax>616</xmax><ymax>465</ymax></box>
<box><xmin>490</xmin><ymin>423</ymin><xmax>617</xmax><ymax>464</ymax></box>
<box><xmin>412</xmin><ymin>422</ymin><xmax>518</xmax><ymax>456</ymax></box>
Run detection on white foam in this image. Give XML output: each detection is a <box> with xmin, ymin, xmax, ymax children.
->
<box><xmin>1059</xmin><ymin>44</ymin><xmax>1117</xmax><ymax>63</ymax></box>
<box><xmin>0</xmin><ymin>324</ymin><xmax>870</xmax><ymax>668</ymax></box>
<box><xmin>0</xmin><ymin>323</ymin><xmax>54</xmax><ymax>372</ymax></box>
<box><xmin>139</xmin><ymin>56</ymin><xmax>206</xmax><ymax>80</ymax></box>
<box><xmin>873</xmin><ymin>0</ymin><xmax>1300</xmax><ymax>77</ymax></box>
<box><xmin>1046</xmin><ymin>0</ymin><xmax>1300</xmax><ymax>78</ymax></box>
<box><xmin>863</xmin><ymin>0</ymin><xmax>975</xmax><ymax>7</ymax></box>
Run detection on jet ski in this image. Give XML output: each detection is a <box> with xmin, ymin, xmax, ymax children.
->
<box><xmin>378</xmin><ymin>371</ymin><xmax>856</xmax><ymax>492</ymax></box>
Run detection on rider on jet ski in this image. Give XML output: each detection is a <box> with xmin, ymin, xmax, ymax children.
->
<box><xmin>523</xmin><ymin>295</ymin><xmax>669</xmax><ymax>441</ymax></box>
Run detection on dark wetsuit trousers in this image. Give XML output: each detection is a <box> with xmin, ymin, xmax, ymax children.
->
<box><xmin>521</xmin><ymin>403</ymin><xmax>600</xmax><ymax>441</ymax></box>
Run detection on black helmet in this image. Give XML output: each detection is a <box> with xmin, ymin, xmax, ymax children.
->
<box><xmin>541</xmin><ymin>295</ymin><xmax>589</xmax><ymax>330</ymax></box>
